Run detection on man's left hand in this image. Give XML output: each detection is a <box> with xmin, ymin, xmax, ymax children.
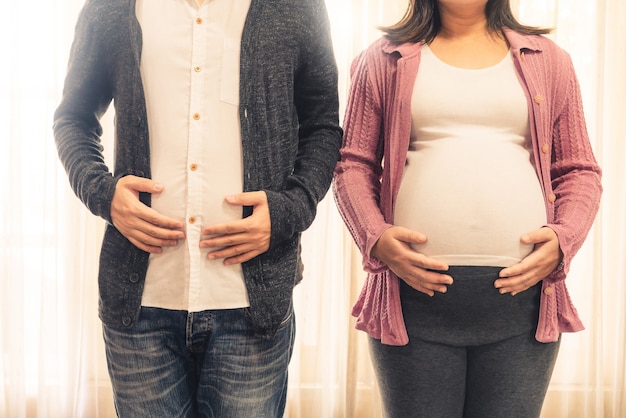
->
<box><xmin>200</xmin><ymin>191</ymin><xmax>271</xmax><ymax>265</ymax></box>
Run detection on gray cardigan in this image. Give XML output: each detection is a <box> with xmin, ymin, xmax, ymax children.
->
<box><xmin>53</xmin><ymin>0</ymin><xmax>342</xmax><ymax>337</ymax></box>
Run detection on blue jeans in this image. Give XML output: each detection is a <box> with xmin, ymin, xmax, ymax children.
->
<box><xmin>102</xmin><ymin>306</ymin><xmax>295</xmax><ymax>418</ymax></box>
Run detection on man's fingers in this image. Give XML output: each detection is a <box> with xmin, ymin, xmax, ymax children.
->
<box><xmin>202</xmin><ymin>232</ymin><xmax>247</xmax><ymax>249</ymax></box>
<box><xmin>111</xmin><ymin>176</ymin><xmax>186</xmax><ymax>252</ymax></box>
<box><xmin>118</xmin><ymin>175</ymin><xmax>164</xmax><ymax>195</ymax></box>
<box><xmin>139</xmin><ymin>219</ymin><xmax>185</xmax><ymax>241</ymax></box>
<box><xmin>119</xmin><ymin>217</ymin><xmax>183</xmax><ymax>251</ymax></box>
<box><xmin>207</xmin><ymin>243</ymin><xmax>254</xmax><ymax>260</ymax></box>
<box><xmin>128</xmin><ymin>236</ymin><xmax>165</xmax><ymax>254</ymax></box>
<box><xmin>224</xmin><ymin>191</ymin><xmax>267</xmax><ymax>207</ymax></box>
<box><xmin>223</xmin><ymin>250</ymin><xmax>261</xmax><ymax>266</ymax></box>
<box><xmin>202</xmin><ymin>219</ymin><xmax>247</xmax><ymax>237</ymax></box>
<box><xmin>202</xmin><ymin>205</ymin><xmax>269</xmax><ymax>237</ymax></box>
<box><xmin>115</xmin><ymin>205</ymin><xmax>185</xmax><ymax>240</ymax></box>
<box><xmin>203</xmin><ymin>232</ymin><xmax>270</xmax><ymax>256</ymax></box>
<box><xmin>137</xmin><ymin>208</ymin><xmax>185</xmax><ymax>234</ymax></box>
<box><xmin>199</xmin><ymin>191</ymin><xmax>271</xmax><ymax>264</ymax></box>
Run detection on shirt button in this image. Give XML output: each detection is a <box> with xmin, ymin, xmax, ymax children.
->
<box><xmin>196</xmin><ymin>17</ymin><xmax>203</xmax><ymax>24</ymax></box>
<box><xmin>189</xmin><ymin>217</ymin><xmax>196</xmax><ymax>224</ymax></box>
<box><xmin>193</xmin><ymin>113</ymin><xmax>200</xmax><ymax>120</ymax></box>
<box><xmin>543</xmin><ymin>286</ymin><xmax>554</xmax><ymax>296</ymax></box>
<box><xmin>548</xmin><ymin>193</ymin><xmax>557</xmax><ymax>203</ymax></box>
<box><xmin>542</xmin><ymin>144</ymin><xmax>549</xmax><ymax>154</ymax></box>
<box><xmin>194</xmin><ymin>66</ymin><xmax>202</xmax><ymax>72</ymax></box>
<box><xmin>534</xmin><ymin>95</ymin><xmax>544</xmax><ymax>104</ymax></box>
<box><xmin>190</xmin><ymin>163</ymin><xmax>198</xmax><ymax>171</ymax></box>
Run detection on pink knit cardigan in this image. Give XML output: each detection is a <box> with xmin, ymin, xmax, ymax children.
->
<box><xmin>333</xmin><ymin>29</ymin><xmax>602</xmax><ymax>346</ymax></box>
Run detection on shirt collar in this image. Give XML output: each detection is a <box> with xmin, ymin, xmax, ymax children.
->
<box><xmin>381</xmin><ymin>27</ymin><xmax>544</xmax><ymax>58</ymax></box>
<box><xmin>503</xmin><ymin>27</ymin><xmax>543</xmax><ymax>54</ymax></box>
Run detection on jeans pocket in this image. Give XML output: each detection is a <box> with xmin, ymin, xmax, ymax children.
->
<box><xmin>277</xmin><ymin>302</ymin><xmax>294</xmax><ymax>329</ymax></box>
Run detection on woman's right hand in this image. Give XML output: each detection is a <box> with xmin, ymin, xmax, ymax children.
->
<box><xmin>371</xmin><ymin>226</ymin><xmax>453</xmax><ymax>296</ymax></box>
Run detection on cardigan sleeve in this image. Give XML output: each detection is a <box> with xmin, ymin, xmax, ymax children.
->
<box><xmin>53</xmin><ymin>1</ymin><xmax>117</xmax><ymax>223</ymax></box>
<box><xmin>545</xmin><ymin>51</ymin><xmax>602</xmax><ymax>281</ymax></box>
<box><xmin>333</xmin><ymin>47</ymin><xmax>393</xmax><ymax>273</ymax></box>
<box><xmin>263</xmin><ymin>0</ymin><xmax>343</xmax><ymax>247</ymax></box>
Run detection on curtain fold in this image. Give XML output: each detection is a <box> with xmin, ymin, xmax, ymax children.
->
<box><xmin>1</xmin><ymin>1</ymin><xmax>624</xmax><ymax>417</ymax></box>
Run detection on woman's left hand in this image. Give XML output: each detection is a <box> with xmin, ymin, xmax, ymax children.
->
<box><xmin>495</xmin><ymin>227</ymin><xmax>563</xmax><ymax>296</ymax></box>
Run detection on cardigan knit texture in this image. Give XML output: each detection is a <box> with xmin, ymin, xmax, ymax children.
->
<box><xmin>333</xmin><ymin>29</ymin><xmax>602</xmax><ymax>346</ymax></box>
<box><xmin>54</xmin><ymin>0</ymin><xmax>342</xmax><ymax>338</ymax></box>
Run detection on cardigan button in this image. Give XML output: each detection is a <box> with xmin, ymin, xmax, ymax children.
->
<box><xmin>543</xmin><ymin>286</ymin><xmax>554</xmax><ymax>296</ymax></box>
<box><xmin>542</xmin><ymin>144</ymin><xmax>549</xmax><ymax>154</ymax></box>
<box><xmin>122</xmin><ymin>316</ymin><xmax>132</xmax><ymax>327</ymax></box>
<box><xmin>548</xmin><ymin>193</ymin><xmax>557</xmax><ymax>203</ymax></box>
<box><xmin>534</xmin><ymin>95</ymin><xmax>544</xmax><ymax>104</ymax></box>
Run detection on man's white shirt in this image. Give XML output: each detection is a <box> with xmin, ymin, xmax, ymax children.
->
<box><xmin>136</xmin><ymin>0</ymin><xmax>252</xmax><ymax>311</ymax></box>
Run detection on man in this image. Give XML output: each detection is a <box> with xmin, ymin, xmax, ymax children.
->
<box><xmin>53</xmin><ymin>0</ymin><xmax>341</xmax><ymax>416</ymax></box>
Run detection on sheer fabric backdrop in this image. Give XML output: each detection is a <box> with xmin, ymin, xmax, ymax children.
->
<box><xmin>1</xmin><ymin>1</ymin><xmax>624</xmax><ymax>417</ymax></box>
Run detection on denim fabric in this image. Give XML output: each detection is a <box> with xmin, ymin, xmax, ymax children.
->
<box><xmin>102</xmin><ymin>306</ymin><xmax>295</xmax><ymax>418</ymax></box>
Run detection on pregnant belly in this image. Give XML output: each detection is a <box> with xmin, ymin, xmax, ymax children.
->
<box><xmin>394</xmin><ymin>152</ymin><xmax>547</xmax><ymax>267</ymax></box>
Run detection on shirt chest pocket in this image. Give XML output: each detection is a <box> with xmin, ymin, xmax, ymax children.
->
<box><xmin>220</xmin><ymin>37</ymin><xmax>241</xmax><ymax>106</ymax></box>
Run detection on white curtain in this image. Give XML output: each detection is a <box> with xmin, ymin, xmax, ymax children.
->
<box><xmin>1</xmin><ymin>1</ymin><xmax>624</xmax><ymax>417</ymax></box>
<box><xmin>0</xmin><ymin>0</ymin><xmax>114</xmax><ymax>416</ymax></box>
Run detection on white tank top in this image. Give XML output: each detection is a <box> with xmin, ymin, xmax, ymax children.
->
<box><xmin>394</xmin><ymin>45</ymin><xmax>546</xmax><ymax>267</ymax></box>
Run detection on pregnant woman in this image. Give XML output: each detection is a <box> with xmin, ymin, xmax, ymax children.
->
<box><xmin>332</xmin><ymin>0</ymin><xmax>602</xmax><ymax>417</ymax></box>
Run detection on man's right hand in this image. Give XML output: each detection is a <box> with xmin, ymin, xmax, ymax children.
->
<box><xmin>110</xmin><ymin>176</ymin><xmax>185</xmax><ymax>253</ymax></box>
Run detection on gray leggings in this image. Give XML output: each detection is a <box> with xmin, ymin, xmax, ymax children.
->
<box><xmin>369</xmin><ymin>266</ymin><xmax>561</xmax><ymax>418</ymax></box>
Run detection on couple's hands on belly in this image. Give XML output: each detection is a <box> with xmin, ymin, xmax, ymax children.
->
<box><xmin>372</xmin><ymin>226</ymin><xmax>453</xmax><ymax>297</ymax></box>
<box><xmin>495</xmin><ymin>227</ymin><xmax>562</xmax><ymax>296</ymax></box>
